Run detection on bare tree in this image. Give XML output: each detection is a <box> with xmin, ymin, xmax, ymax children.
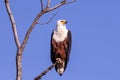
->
<box><xmin>4</xmin><ymin>0</ymin><xmax>75</xmax><ymax>80</ymax></box>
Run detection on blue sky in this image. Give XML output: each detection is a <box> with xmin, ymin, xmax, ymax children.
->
<box><xmin>0</xmin><ymin>0</ymin><xmax>120</xmax><ymax>80</ymax></box>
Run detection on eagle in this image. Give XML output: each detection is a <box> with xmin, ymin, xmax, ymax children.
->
<box><xmin>51</xmin><ymin>19</ymin><xmax>72</xmax><ymax>76</ymax></box>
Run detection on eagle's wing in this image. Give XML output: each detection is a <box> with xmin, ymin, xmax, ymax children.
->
<box><xmin>50</xmin><ymin>30</ymin><xmax>56</xmax><ymax>63</ymax></box>
<box><xmin>65</xmin><ymin>30</ymin><xmax>72</xmax><ymax>69</ymax></box>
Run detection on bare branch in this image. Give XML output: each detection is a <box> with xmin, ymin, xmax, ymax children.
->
<box><xmin>16</xmin><ymin>49</ymin><xmax>22</xmax><ymax>80</ymax></box>
<box><xmin>47</xmin><ymin>0</ymin><xmax>75</xmax><ymax>12</ymax></box>
<box><xmin>20</xmin><ymin>11</ymin><xmax>44</xmax><ymax>51</ymax></box>
<box><xmin>40</xmin><ymin>0</ymin><xmax>44</xmax><ymax>10</ymax></box>
<box><xmin>46</xmin><ymin>0</ymin><xmax>51</xmax><ymax>8</ymax></box>
<box><xmin>5</xmin><ymin>1</ymin><xmax>22</xmax><ymax>80</ymax></box>
<box><xmin>4</xmin><ymin>0</ymin><xmax>21</xmax><ymax>48</ymax></box>
<box><xmin>65</xmin><ymin>0</ymin><xmax>76</xmax><ymax>4</ymax></box>
<box><xmin>34</xmin><ymin>62</ymin><xmax>57</xmax><ymax>80</ymax></box>
<box><xmin>38</xmin><ymin>11</ymin><xmax>58</xmax><ymax>25</ymax></box>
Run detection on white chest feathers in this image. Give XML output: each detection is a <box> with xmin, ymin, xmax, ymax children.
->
<box><xmin>53</xmin><ymin>26</ymin><xmax>68</xmax><ymax>42</ymax></box>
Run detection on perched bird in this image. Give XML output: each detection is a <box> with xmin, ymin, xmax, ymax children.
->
<box><xmin>51</xmin><ymin>19</ymin><xmax>72</xmax><ymax>76</ymax></box>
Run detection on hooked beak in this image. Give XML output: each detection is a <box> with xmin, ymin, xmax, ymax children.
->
<box><xmin>62</xmin><ymin>20</ymin><xmax>67</xmax><ymax>24</ymax></box>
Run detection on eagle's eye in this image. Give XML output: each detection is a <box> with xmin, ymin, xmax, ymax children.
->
<box><xmin>61</xmin><ymin>21</ymin><xmax>64</xmax><ymax>22</ymax></box>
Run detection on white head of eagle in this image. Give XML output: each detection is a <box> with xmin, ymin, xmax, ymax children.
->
<box><xmin>51</xmin><ymin>19</ymin><xmax>72</xmax><ymax>76</ymax></box>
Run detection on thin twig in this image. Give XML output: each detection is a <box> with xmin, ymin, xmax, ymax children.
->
<box><xmin>4</xmin><ymin>0</ymin><xmax>21</xmax><ymax>48</ymax></box>
<box><xmin>46</xmin><ymin>0</ymin><xmax>51</xmax><ymax>8</ymax></box>
<box><xmin>34</xmin><ymin>62</ymin><xmax>57</xmax><ymax>80</ymax></box>
<box><xmin>40</xmin><ymin>0</ymin><xmax>44</xmax><ymax>10</ymax></box>
<box><xmin>37</xmin><ymin>11</ymin><xmax>58</xmax><ymax>25</ymax></box>
<box><xmin>47</xmin><ymin>0</ymin><xmax>75</xmax><ymax>12</ymax></box>
<box><xmin>65</xmin><ymin>0</ymin><xmax>76</xmax><ymax>4</ymax></box>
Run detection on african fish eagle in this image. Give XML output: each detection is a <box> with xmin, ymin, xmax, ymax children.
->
<box><xmin>51</xmin><ymin>19</ymin><xmax>72</xmax><ymax>76</ymax></box>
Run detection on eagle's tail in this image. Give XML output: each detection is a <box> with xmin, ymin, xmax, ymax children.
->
<box><xmin>56</xmin><ymin>58</ymin><xmax>65</xmax><ymax>76</ymax></box>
